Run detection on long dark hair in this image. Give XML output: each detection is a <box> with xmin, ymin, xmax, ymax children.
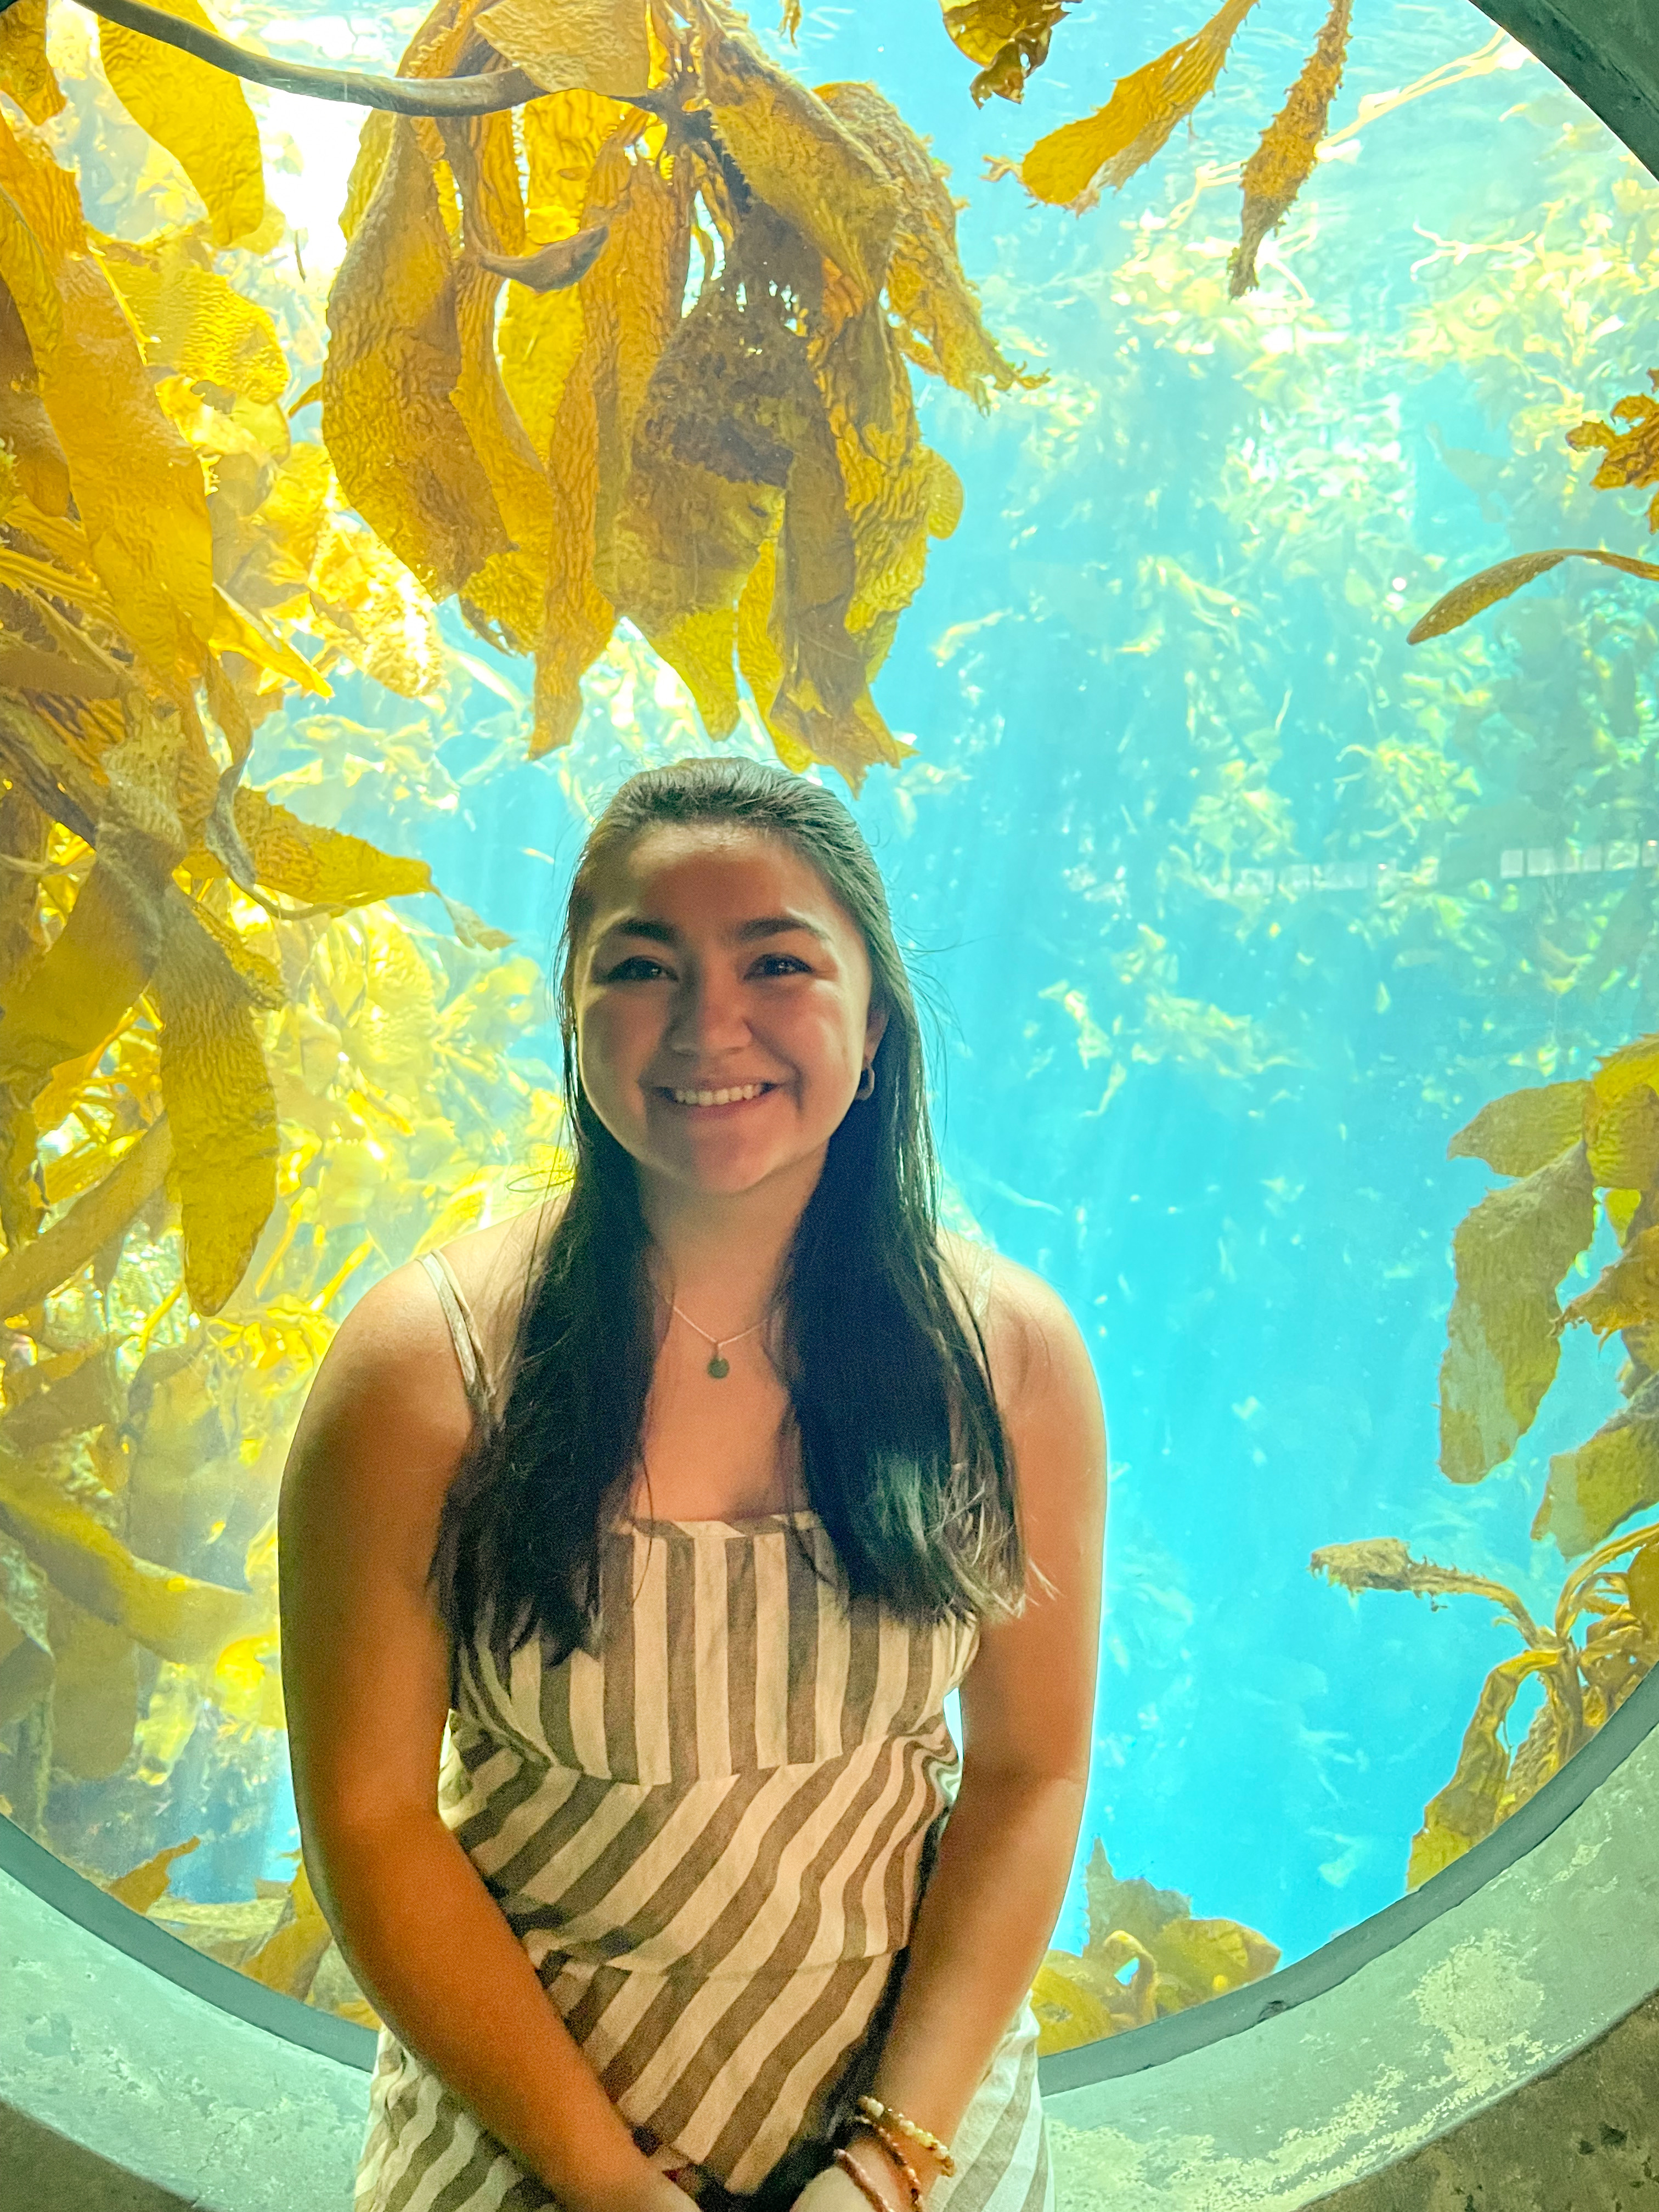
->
<box><xmin>429</xmin><ymin>756</ymin><xmax>1024</xmax><ymax>1687</ymax></box>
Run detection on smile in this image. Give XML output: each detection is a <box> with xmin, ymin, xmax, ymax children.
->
<box><xmin>662</xmin><ymin>1082</ymin><xmax>776</xmax><ymax>1108</ymax></box>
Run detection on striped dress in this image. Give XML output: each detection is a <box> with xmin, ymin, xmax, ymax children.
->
<box><xmin>354</xmin><ymin>1251</ymin><xmax>1051</xmax><ymax>2212</ymax></box>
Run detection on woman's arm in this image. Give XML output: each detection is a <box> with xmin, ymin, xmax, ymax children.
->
<box><xmin>279</xmin><ymin>1257</ymin><xmax>686</xmax><ymax>2212</ymax></box>
<box><xmin>812</xmin><ymin>1260</ymin><xmax>1107</xmax><ymax>2207</ymax></box>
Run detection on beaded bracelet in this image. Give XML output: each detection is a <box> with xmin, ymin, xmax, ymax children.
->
<box><xmin>860</xmin><ymin>2119</ymin><xmax>926</xmax><ymax>2209</ymax></box>
<box><xmin>855</xmin><ymin>2098</ymin><xmax>956</xmax><ymax>2179</ymax></box>
<box><xmin>834</xmin><ymin>2147</ymin><xmax>898</xmax><ymax>2212</ymax></box>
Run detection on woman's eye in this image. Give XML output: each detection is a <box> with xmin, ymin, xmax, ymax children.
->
<box><xmin>604</xmin><ymin>955</ymin><xmax>669</xmax><ymax>982</ymax></box>
<box><xmin>752</xmin><ymin>953</ymin><xmax>810</xmax><ymax>978</ymax></box>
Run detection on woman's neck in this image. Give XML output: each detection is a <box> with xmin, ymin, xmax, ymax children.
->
<box><xmin>637</xmin><ymin>1154</ymin><xmax>822</xmax><ymax>1331</ymax></box>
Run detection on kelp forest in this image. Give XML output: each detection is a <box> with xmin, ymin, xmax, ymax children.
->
<box><xmin>0</xmin><ymin>0</ymin><xmax>1655</xmax><ymax>2055</ymax></box>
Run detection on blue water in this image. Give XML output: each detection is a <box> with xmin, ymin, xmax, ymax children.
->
<box><xmin>228</xmin><ymin>0</ymin><xmax>1659</xmax><ymax>1975</ymax></box>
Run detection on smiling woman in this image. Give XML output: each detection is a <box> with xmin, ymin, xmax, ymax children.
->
<box><xmin>277</xmin><ymin>756</ymin><xmax>1107</xmax><ymax>2212</ymax></box>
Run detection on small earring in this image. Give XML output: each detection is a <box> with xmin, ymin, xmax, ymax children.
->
<box><xmin>854</xmin><ymin>1062</ymin><xmax>876</xmax><ymax>1102</ymax></box>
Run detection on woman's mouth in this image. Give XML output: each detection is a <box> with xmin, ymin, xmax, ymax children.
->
<box><xmin>659</xmin><ymin>1081</ymin><xmax>776</xmax><ymax>1108</ymax></box>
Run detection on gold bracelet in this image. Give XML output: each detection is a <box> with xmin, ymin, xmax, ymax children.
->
<box><xmin>861</xmin><ymin>2119</ymin><xmax>925</xmax><ymax>2209</ymax></box>
<box><xmin>855</xmin><ymin>2099</ymin><xmax>956</xmax><ymax>2179</ymax></box>
<box><xmin>835</xmin><ymin>2147</ymin><xmax>898</xmax><ymax>2212</ymax></box>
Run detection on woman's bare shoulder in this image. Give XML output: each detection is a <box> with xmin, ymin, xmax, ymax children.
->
<box><xmin>938</xmin><ymin>1231</ymin><xmax>1095</xmax><ymax>1415</ymax></box>
<box><xmin>432</xmin><ymin>1193</ymin><xmax>566</xmax><ymax>1376</ymax></box>
<box><xmin>938</xmin><ymin>1229</ymin><xmax>1073</xmax><ymax>1339</ymax></box>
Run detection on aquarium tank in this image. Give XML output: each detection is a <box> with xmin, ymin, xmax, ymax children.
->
<box><xmin>1</xmin><ymin>0</ymin><xmax>1657</xmax><ymax>2067</ymax></box>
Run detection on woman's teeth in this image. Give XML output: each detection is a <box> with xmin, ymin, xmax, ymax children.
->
<box><xmin>670</xmin><ymin>1083</ymin><xmax>769</xmax><ymax>1107</ymax></box>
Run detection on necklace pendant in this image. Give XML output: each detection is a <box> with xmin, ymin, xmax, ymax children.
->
<box><xmin>707</xmin><ymin>1353</ymin><xmax>731</xmax><ymax>1380</ymax></box>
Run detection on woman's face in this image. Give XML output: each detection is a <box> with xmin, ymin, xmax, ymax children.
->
<box><xmin>573</xmin><ymin>822</ymin><xmax>889</xmax><ymax>1204</ymax></box>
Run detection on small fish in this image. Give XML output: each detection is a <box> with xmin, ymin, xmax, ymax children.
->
<box><xmin>473</xmin><ymin>221</ymin><xmax>610</xmax><ymax>292</ymax></box>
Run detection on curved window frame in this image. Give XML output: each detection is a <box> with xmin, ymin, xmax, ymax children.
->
<box><xmin>3</xmin><ymin>1662</ymin><xmax>1656</xmax><ymax>2092</ymax></box>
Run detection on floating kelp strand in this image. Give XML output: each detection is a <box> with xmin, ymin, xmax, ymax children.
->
<box><xmin>1016</xmin><ymin>0</ymin><xmax>1265</xmax><ymax>214</ymax></box>
<box><xmin>1228</xmin><ymin>0</ymin><xmax>1353</xmax><ymax>298</ymax></box>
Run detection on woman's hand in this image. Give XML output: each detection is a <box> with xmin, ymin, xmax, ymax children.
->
<box><xmin>790</xmin><ymin>2158</ymin><xmax>899</xmax><ymax>2212</ymax></box>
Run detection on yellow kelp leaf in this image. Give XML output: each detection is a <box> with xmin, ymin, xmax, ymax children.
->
<box><xmin>439</xmin><ymin>104</ymin><xmax>527</xmax><ymax>259</ymax></box>
<box><xmin>1500</xmin><ymin>1666</ymin><xmax>1581</xmax><ymax>1813</ymax></box>
<box><xmin>0</xmin><ymin>0</ymin><xmax>62</xmax><ymax>125</ymax></box>
<box><xmin>0</xmin><ymin>182</ymin><xmax>60</xmax><ymax>360</ymax></box>
<box><xmin>499</xmin><ymin>93</ymin><xmax>623</xmax><ymax>460</ymax></box>
<box><xmin>0</xmin><ymin>117</ymin><xmax>213</xmax><ymax>679</ymax></box>
<box><xmin>500</xmin><ymin>283</ymin><xmax>587</xmax><ymax>462</ymax></box>
<box><xmin>1406</xmin><ymin>1649</ymin><xmax>1559</xmax><ymax>1887</ymax></box>
<box><xmin>609</xmin><ymin>208</ymin><xmax>806</xmax><ymax>736</ymax></box>
<box><xmin>537</xmin><ymin>133</ymin><xmax>690</xmax><ymax>753</ymax></box>
<box><xmin>98</xmin><ymin>234</ymin><xmax>286</xmax><ymax>405</ymax></box>
<box><xmin>0</xmin><ymin>701</ymin><xmax>194</xmax><ymax>1123</ymax></box>
<box><xmin>1625</xmin><ymin>1536</ymin><xmax>1659</xmax><ymax>1638</ymax></box>
<box><xmin>309</xmin><ymin>518</ymin><xmax>445</xmax><ymax>698</ymax></box>
<box><xmin>1438</xmin><ymin>1142</ymin><xmax>1596</xmax><ymax>1484</ymax></box>
<box><xmin>523</xmin><ymin>88</ymin><xmax>629</xmax><ymax>243</ymax></box>
<box><xmin>212</xmin><ymin>1629</ymin><xmax>284</xmax><ymax>1732</ymax></box>
<box><xmin>1534</xmin><ymin>1374</ymin><xmax>1659</xmax><ymax>1559</ymax></box>
<box><xmin>1030</xmin><ymin>1955</ymin><xmax>1117</xmax><ymax>2053</ymax></box>
<box><xmin>768</xmin><ymin>377</ymin><xmax>910</xmax><ymax>792</ymax></box>
<box><xmin>1018</xmin><ymin>0</ymin><xmax>1263</xmax><ymax>211</ymax></box>
<box><xmin>1567</xmin><ymin>373</ymin><xmax>1659</xmax><ymax>533</ymax></box>
<box><xmin>736</xmin><ymin>537</ymin><xmax>810</xmax><ymax>769</ymax></box>
<box><xmin>210</xmin><ymin>585</ymin><xmax>330</xmax><ymax>698</ymax></box>
<box><xmin>431</xmin><ymin>104</ymin><xmax>555</xmax><ymax>654</ymax></box>
<box><xmin>226</xmin><ymin>442</ymin><xmax>332</xmax><ymax>619</ymax></box>
<box><xmin>0</xmin><ymin>277</ymin><xmax>70</xmax><ymax>517</ymax></box>
<box><xmin>1446</xmin><ymin>1080</ymin><xmax>1588</xmax><ymax>1180</ymax></box>
<box><xmin>1151</xmin><ymin>1913</ymin><xmax>1279</xmax><ymax>2004</ymax></box>
<box><xmin>98</xmin><ymin>0</ymin><xmax>266</xmax><ymax>249</ymax></box>
<box><xmin>695</xmin><ymin>3</ymin><xmax>898</xmax><ymax>314</ymax></box>
<box><xmin>48</xmin><ymin>1598</ymin><xmax>137</xmax><ymax>1780</ymax></box>
<box><xmin>817</xmin><ymin>82</ymin><xmax>1033</xmax><ymax>409</ymax></box>
<box><xmin>244</xmin><ymin>1857</ymin><xmax>332</xmax><ymax>1997</ymax></box>
<box><xmin>1590</xmin><ymin>1030</ymin><xmax>1659</xmax><ymax>1111</ymax></box>
<box><xmin>942</xmin><ymin>0</ymin><xmax>1073</xmax><ymax>105</ymax></box>
<box><xmin>0</xmin><ymin>785</ymin><xmax>46</xmax><ymax>1000</ymax></box>
<box><xmin>1585</xmin><ymin>1080</ymin><xmax>1659</xmax><ymax>1192</ymax></box>
<box><xmin>1408</xmin><ymin>548</ymin><xmax>1659</xmax><ymax>644</ymax></box>
<box><xmin>340</xmin><ymin>111</ymin><xmax>394</xmax><ymax>245</ymax></box>
<box><xmin>1607</xmin><ymin>1187</ymin><xmax>1644</xmax><ymax>1241</ymax></box>
<box><xmin>232</xmin><ymin>788</ymin><xmax>433</xmax><ymax>909</ymax></box>
<box><xmin>0</xmin><ymin>1454</ymin><xmax>259</xmax><ymax>1663</ymax></box>
<box><xmin>105</xmin><ymin>1835</ymin><xmax>201</xmax><ymax>1915</ymax></box>
<box><xmin>475</xmin><ymin>0</ymin><xmax>649</xmax><ymax>94</ymax></box>
<box><xmin>154</xmin><ymin>911</ymin><xmax>278</xmax><ymax>1316</ymax></box>
<box><xmin>452</xmin><ymin>257</ymin><xmax>556</xmax><ymax>654</ymax></box>
<box><xmin>0</xmin><ymin>1120</ymin><xmax>171</xmax><ymax>1320</ymax></box>
<box><xmin>1228</xmin><ymin>0</ymin><xmax>1352</xmax><ymax>297</ymax></box>
<box><xmin>815</xmin><ymin>304</ymin><xmax>959</xmax><ymax>674</ymax></box>
<box><xmin>321</xmin><ymin>116</ymin><xmax>508</xmax><ymax>600</ymax></box>
<box><xmin>632</xmin><ymin>205</ymin><xmax>906</xmax><ymax>787</ymax></box>
<box><xmin>1</xmin><ymin>1344</ymin><xmax>122</xmax><ymax>1452</ymax></box>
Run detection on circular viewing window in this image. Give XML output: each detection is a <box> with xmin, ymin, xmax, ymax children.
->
<box><xmin>1</xmin><ymin>0</ymin><xmax>1655</xmax><ymax>2112</ymax></box>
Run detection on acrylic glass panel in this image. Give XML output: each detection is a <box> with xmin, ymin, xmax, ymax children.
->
<box><xmin>1</xmin><ymin>0</ymin><xmax>1654</xmax><ymax>2061</ymax></box>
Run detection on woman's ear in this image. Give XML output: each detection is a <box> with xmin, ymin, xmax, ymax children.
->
<box><xmin>865</xmin><ymin>1001</ymin><xmax>890</xmax><ymax>1056</ymax></box>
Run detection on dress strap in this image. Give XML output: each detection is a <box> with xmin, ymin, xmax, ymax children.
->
<box><xmin>420</xmin><ymin>1248</ymin><xmax>497</xmax><ymax>1429</ymax></box>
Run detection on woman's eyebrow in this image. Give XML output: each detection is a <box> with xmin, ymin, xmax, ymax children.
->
<box><xmin>603</xmin><ymin>916</ymin><xmax>678</xmax><ymax>944</ymax></box>
<box><xmin>735</xmin><ymin>913</ymin><xmax>830</xmax><ymax>943</ymax></box>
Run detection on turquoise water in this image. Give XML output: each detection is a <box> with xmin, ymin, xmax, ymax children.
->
<box><xmin>219</xmin><ymin>0</ymin><xmax>1659</xmax><ymax>1979</ymax></box>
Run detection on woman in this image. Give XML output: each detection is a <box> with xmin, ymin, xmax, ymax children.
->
<box><xmin>279</xmin><ymin>757</ymin><xmax>1107</xmax><ymax>2212</ymax></box>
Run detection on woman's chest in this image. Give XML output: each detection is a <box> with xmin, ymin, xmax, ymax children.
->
<box><xmin>459</xmin><ymin>1519</ymin><xmax>979</xmax><ymax>1786</ymax></box>
<box><xmin>631</xmin><ymin>1337</ymin><xmax>802</xmax><ymax>1521</ymax></box>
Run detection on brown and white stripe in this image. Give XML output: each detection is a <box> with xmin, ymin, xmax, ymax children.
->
<box><xmin>355</xmin><ymin>1262</ymin><xmax>1051</xmax><ymax>2212</ymax></box>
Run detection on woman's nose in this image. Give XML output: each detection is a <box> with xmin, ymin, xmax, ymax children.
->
<box><xmin>667</xmin><ymin>969</ymin><xmax>750</xmax><ymax>1053</ymax></box>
